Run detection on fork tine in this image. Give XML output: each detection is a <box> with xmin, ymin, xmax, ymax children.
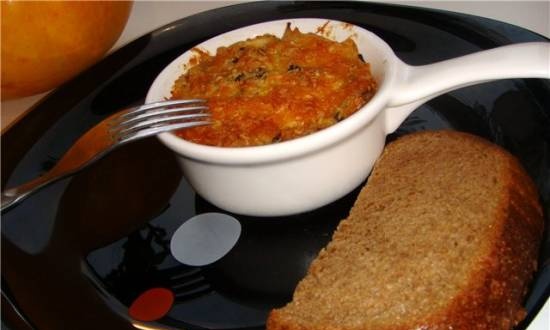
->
<box><xmin>118</xmin><ymin>105</ymin><xmax>209</xmax><ymax>127</ymax></box>
<box><xmin>119</xmin><ymin>99</ymin><xmax>207</xmax><ymax>118</ymax></box>
<box><xmin>116</xmin><ymin>120</ymin><xmax>211</xmax><ymax>143</ymax></box>
<box><xmin>117</xmin><ymin>112</ymin><xmax>211</xmax><ymax>134</ymax></box>
<box><xmin>112</xmin><ymin>98</ymin><xmax>211</xmax><ymax>143</ymax></box>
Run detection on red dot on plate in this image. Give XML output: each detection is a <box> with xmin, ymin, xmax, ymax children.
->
<box><xmin>128</xmin><ymin>287</ymin><xmax>175</xmax><ymax>322</ymax></box>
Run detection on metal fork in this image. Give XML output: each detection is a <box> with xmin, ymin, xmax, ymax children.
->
<box><xmin>1</xmin><ymin>99</ymin><xmax>210</xmax><ymax>212</ymax></box>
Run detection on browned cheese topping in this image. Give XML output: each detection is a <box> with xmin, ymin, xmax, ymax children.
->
<box><xmin>171</xmin><ymin>25</ymin><xmax>377</xmax><ymax>147</ymax></box>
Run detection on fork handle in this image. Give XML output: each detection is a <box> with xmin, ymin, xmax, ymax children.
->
<box><xmin>1</xmin><ymin>192</ymin><xmax>18</xmax><ymax>212</ymax></box>
<box><xmin>1</xmin><ymin>173</ymin><xmax>60</xmax><ymax>212</ymax></box>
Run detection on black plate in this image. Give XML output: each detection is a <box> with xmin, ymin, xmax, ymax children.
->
<box><xmin>2</xmin><ymin>2</ymin><xmax>549</xmax><ymax>329</ymax></box>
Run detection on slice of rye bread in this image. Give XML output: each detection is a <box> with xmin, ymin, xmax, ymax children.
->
<box><xmin>267</xmin><ymin>130</ymin><xmax>544</xmax><ymax>330</ymax></box>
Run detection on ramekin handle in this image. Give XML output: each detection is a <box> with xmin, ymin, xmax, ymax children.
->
<box><xmin>385</xmin><ymin>42</ymin><xmax>550</xmax><ymax>134</ymax></box>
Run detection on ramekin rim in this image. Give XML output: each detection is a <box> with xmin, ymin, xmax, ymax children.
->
<box><xmin>149</xmin><ymin>18</ymin><xmax>399</xmax><ymax>164</ymax></box>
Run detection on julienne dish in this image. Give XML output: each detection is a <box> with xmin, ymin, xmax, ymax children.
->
<box><xmin>170</xmin><ymin>24</ymin><xmax>378</xmax><ymax>147</ymax></box>
<box><xmin>146</xmin><ymin>18</ymin><xmax>550</xmax><ymax>216</ymax></box>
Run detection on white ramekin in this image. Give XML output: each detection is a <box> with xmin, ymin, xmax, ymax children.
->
<box><xmin>146</xmin><ymin>18</ymin><xmax>549</xmax><ymax>216</ymax></box>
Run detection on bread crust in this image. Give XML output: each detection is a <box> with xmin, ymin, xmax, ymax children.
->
<box><xmin>406</xmin><ymin>152</ymin><xmax>542</xmax><ymax>330</ymax></box>
<box><xmin>266</xmin><ymin>130</ymin><xmax>543</xmax><ymax>330</ymax></box>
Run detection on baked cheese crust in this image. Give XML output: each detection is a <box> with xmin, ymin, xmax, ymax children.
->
<box><xmin>171</xmin><ymin>25</ymin><xmax>377</xmax><ymax>147</ymax></box>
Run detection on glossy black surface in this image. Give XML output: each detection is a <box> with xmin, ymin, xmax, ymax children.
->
<box><xmin>2</xmin><ymin>2</ymin><xmax>549</xmax><ymax>329</ymax></box>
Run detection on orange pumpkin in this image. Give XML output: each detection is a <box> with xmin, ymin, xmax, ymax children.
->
<box><xmin>1</xmin><ymin>1</ymin><xmax>132</xmax><ymax>100</ymax></box>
